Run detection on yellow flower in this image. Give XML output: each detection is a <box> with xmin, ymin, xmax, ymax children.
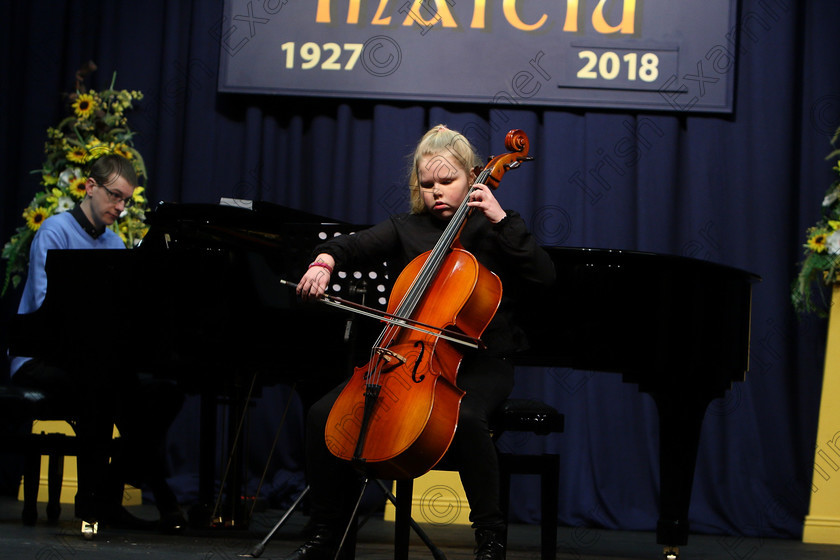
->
<box><xmin>66</xmin><ymin>146</ymin><xmax>88</xmax><ymax>163</ymax></box>
<box><xmin>68</xmin><ymin>176</ymin><xmax>88</xmax><ymax>199</ymax></box>
<box><xmin>829</xmin><ymin>220</ymin><xmax>840</xmax><ymax>231</ymax></box>
<box><xmin>42</xmin><ymin>173</ymin><xmax>58</xmax><ymax>186</ymax></box>
<box><xmin>132</xmin><ymin>186</ymin><xmax>145</xmax><ymax>205</ymax></box>
<box><xmin>72</xmin><ymin>93</ymin><xmax>97</xmax><ymax>119</ymax></box>
<box><xmin>86</xmin><ymin>136</ymin><xmax>103</xmax><ymax>151</ymax></box>
<box><xmin>113</xmin><ymin>143</ymin><xmax>134</xmax><ymax>160</ymax></box>
<box><xmin>116</xmin><ymin>90</ymin><xmax>132</xmax><ymax>110</ymax></box>
<box><xmin>46</xmin><ymin>188</ymin><xmax>63</xmax><ymax>205</ymax></box>
<box><xmin>23</xmin><ymin>207</ymin><xmax>50</xmax><ymax>231</ymax></box>
<box><xmin>87</xmin><ymin>143</ymin><xmax>112</xmax><ymax>160</ymax></box>
<box><xmin>807</xmin><ymin>232</ymin><xmax>829</xmax><ymax>253</ymax></box>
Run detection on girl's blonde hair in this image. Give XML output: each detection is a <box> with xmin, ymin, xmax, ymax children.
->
<box><xmin>407</xmin><ymin>125</ymin><xmax>482</xmax><ymax>214</ymax></box>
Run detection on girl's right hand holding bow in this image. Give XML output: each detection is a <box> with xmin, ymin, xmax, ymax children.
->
<box><xmin>296</xmin><ymin>253</ymin><xmax>335</xmax><ymax>301</ymax></box>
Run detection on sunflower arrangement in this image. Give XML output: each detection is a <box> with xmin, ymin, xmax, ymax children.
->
<box><xmin>1</xmin><ymin>65</ymin><xmax>149</xmax><ymax>297</ymax></box>
<box><xmin>792</xmin><ymin>125</ymin><xmax>840</xmax><ymax>315</ymax></box>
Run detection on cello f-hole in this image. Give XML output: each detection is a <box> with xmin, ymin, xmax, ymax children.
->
<box><xmin>411</xmin><ymin>340</ymin><xmax>426</xmax><ymax>383</ymax></box>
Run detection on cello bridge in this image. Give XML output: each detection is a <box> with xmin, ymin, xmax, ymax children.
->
<box><xmin>373</xmin><ymin>347</ymin><xmax>407</xmax><ymax>365</ymax></box>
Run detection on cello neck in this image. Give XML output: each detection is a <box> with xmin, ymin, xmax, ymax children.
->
<box><xmin>392</xmin><ymin>175</ymin><xmax>482</xmax><ymax>319</ymax></box>
<box><xmin>392</xmin><ymin>129</ymin><xmax>531</xmax><ymax>320</ymax></box>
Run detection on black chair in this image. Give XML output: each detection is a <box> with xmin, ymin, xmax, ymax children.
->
<box><xmin>0</xmin><ymin>384</ymin><xmax>119</xmax><ymax>526</ymax></box>
<box><xmin>393</xmin><ymin>397</ymin><xmax>564</xmax><ymax>560</ymax></box>
<box><xmin>245</xmin><ymin>397</ymin><xmax>564</xmax><ymax>559</ymax></box>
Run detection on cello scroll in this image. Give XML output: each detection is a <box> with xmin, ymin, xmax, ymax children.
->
<box><xmin>476</xmin><ymin>129</ymin><xmax>533</xmax><ymax>190</ymax></box>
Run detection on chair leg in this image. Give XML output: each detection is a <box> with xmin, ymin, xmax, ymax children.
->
<box><xmin>499</xmin><ymin>453</ymin><xmax>560</xmax><ymax>560</ymax></box>
<box><xmin>22</xmin><ymin>448</ymin><xmax>41</xmax><ymax>526</ymax></box>
<box><xmin>394</xmin><ymin>480</ymin><xmax>413</xmax><ymax>560</ymax></box>
<box><xmin>334</xmin><ymin>478</ymin><xmax>367</xmax><ymax>560</ymax></box>
<box><xmin>46</xmin><ymin>452</ymin><xmax>64</xmax><ymax>522</ymax></box>
<box><xmin>499</xmin><ymin>455</ymin><xmax>512</xmax><ymax>548</ymax></box>
<box><xmin>540</xmin><ymin>454</ymin><xmax>559</xmax><ymax>560</ymax></box>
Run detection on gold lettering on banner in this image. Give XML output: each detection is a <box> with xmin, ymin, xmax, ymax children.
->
<box><xmin>348</xmin><ymin>0</ymin><xmax>361</xmax><ymax>23</ymax></box>
<box><xmin>470</xmin><ymin>0</ymin><xmax>487</xmax><ymax>29</ymax></box>
<box><xmin>592</xmin><ymin>0</ymin><xmax>636</xmax><ymax>34</ymax></box>
<box><xmin>316</xmin><ymin>0</ymin><xmax>331</xmax><ymax>23</ymax></box>
<box><xmin>314</xmin><ymin>1</ymin><xmax>639</xmax><ymax>34</ymax></box>
<box><xmin>503</xmin><ymin>0</ymin><xmax>547</xmax><ymax>31</ymax></box>
<box><xmin>402</xmin><ymin>0</ymin><xmax>458</xmax><ymax>28</ymax></box>
<box><xmin>563</xmin><ymin>0</ymin><xmax>580</xmax><ymax>31</ymax></box>
<box><xmin>316</xmin><ymin>0</ymin><xmax>391</xmax><ymax>24</ymax></box>
<box><xmin>372</xmin><ymin>0</ymin><xmax>392</xmax><ymax>25</ymax></box>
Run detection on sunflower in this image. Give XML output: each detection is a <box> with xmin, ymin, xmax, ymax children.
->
<box><xmin>66</xmin><ymin>146</ymin><xmax>88</xmax><ymax>164</ymax></box>
<box><xmin>807</xmin><ymin>231</ymin><xmax>829</xmax><ymax>253</ymax></box>
<box><xmin>72</xmin><ymin>93</ymin><xmax>97</xmax><ymax>119</ymax></box>
<box><xmin>113</xmin><ymin>143</ymin><xmax>134</xmax><ymax>160</ymax></box>
<box><xmin>23</xmin><ymin>207</ymin><xmax>50</xmax><ymax>231</ymax></box>
<box><xmin>68</xmin><ymin>176</ymin><xmax>88</xmax><ymax>199</ymax></box>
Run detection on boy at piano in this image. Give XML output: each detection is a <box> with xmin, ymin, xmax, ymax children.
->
<box><xmin>9</xmin><ymin>154</ymin><xmax>187</xmax><ymax>536</ymax></box>
<box><xmin>290</xmin><ymin>125</ymin><xmax>555</xmax><ymax>560</ymax></box>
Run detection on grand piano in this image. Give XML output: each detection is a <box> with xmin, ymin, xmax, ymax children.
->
<box><xmin>9</xmin><ymin>201</ymin><xmax>388</xmax><ymax>526</ymax></box>
<box><xmin>514</xmin><ymin>247</ymin><xmax>759</xmax><ymax>557</ymax></box>
<box><xmin>9</xmin><ymin>201</ymin><xmax>759</xmax><ymax>555</ymax></box>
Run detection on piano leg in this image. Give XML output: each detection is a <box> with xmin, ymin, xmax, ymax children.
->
<box><xmin>185</xmin><ymin>382</ymin><xmax>255</xmax><ymax>529</ymax></box>
<box><xmin>224</xmin><ymin>379</ymin><xmax>249</xmax><ymax>527</ymax></box>
<box><xmin>649</xmin><ymin>388</ymin><xmax>715</xmax><ymax>552</ymax></box>
<box><xmin>186</xmin><ymin>389</ymin><xmax>218</xmax><ymax>528</ymax></box>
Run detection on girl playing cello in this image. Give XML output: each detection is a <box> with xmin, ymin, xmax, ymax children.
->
<box><xmin>291</xmin><ymin>124</ymin><xmax>555</xmax><ymax>560</ymax></box>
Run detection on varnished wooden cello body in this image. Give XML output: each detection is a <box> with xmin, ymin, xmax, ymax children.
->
<box><xmin>324</xmin><ymin>129</ymin><xmax>532</xmax><ymax>480</ymax></box>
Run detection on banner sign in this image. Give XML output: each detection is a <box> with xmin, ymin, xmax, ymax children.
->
<box><xmin>217</xmin><ymin>1</ymin><xmax>738</xmax><ymax>113</ymax></box>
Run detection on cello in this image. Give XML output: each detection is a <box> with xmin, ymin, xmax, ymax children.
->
<box><xmin>323</xmin><ymin>129</ymin><xmax>533</xmax><ymax>480</ymax></box>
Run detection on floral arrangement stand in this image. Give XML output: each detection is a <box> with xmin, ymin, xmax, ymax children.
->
<box><xmin>803</xmin><ymin>284</ymin><xmax>840</xmax><ymax>544</ymax></box>
<box><xmin>798</xmin><ymin>127</ymin><xmax>840</xmax><ymax>543</ymax></box>
<box><xmin>1</xmin><ymin>62</ymin><xmax>149</xmax><ymax>297</ymax></box>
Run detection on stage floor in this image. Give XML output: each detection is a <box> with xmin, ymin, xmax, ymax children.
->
<box><xmin>1</xmin><ymin>495</ymin><xmax>837</xmax><ymax>559</ymax></box>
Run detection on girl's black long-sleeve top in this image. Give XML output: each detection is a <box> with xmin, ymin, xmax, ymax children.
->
<box><xmin>313</xmin><ymin>210</ymin><xmax>556</xmax><ymax>357</ymax></box>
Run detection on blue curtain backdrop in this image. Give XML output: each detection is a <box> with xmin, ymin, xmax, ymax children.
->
<box><xmin>2</xmin><ymin>0</ymin><xmax>840</xmax><ymax>541</ymax></box>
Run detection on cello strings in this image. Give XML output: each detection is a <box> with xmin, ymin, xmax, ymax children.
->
<box><xmin>366</xmin><ymin>173</ymin><xmax>488</xmax><ymax>387</ymax></box>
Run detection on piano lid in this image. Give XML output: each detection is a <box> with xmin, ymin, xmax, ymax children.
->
<box><xmin>138</xmin><ymin>200</ymin><xmax>352</xmax><ymax>256</ymax></box>
<box><xmin>514</xmin><ymin>246</ymin><xmax>761</xmax><ymax>394</ymax></box>
<box><xmin>143</xmin><ymin>200</ymin><xmax>346</xmax><ymax>233</ymax></box>
<box><xmin>134</xmin><ymin>199</ymin><xmax>392</xmax><ymax>314</ymax></box>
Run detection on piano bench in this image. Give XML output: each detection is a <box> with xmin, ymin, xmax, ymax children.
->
<box><xmin>494</xmin><ymin>398</ymin><xmax>564</xmax><ymax>560</ymax></box>
<box><xmin>491</xmin><ymin>397</ymin><xmax>566</xmax><ymax>437</ymax></box>
<box><xmin>0</xmin><ymin>385</ymin><xmax>118</xmax><ymax>526</ymax></box>
<box><xmin>393</xmin><ymin>398</ymin><xmax>564</xmax><ymax>560</ymax></box>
